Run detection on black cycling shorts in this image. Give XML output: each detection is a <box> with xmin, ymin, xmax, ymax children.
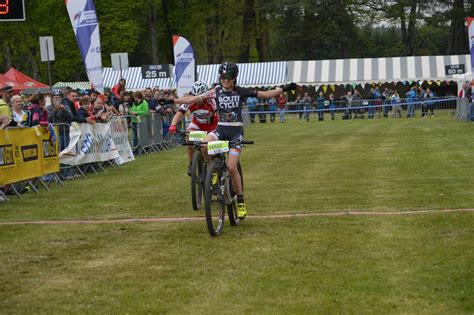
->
<box><xmin>210</xmin><ymin>125</ymin><xmax>244</xmax><ymax>151</ymax></box>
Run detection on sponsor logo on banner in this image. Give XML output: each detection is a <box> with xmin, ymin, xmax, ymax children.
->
<box><xmin>0</xmin><ymin>145</ymin><xmax>15</xmax><ymax>167</ymax></box>
<box><xmin>21</xmin><ymin>145</ymin><xmax>39</xmax><ymax>162</ymax></box>
<box><xmin>60</xmin><ymin>120</ymin><xmax>134</xmax><ymax>166</ymax></box>
<box><xmin>110</xmin><ymin>117</ymin><xmax>135</xmax><ymax>165</ymax></box>
<box><xmin>0</xmin><ymin>127</ymin><xmax>59</xmax><ymax>185</ymax></box>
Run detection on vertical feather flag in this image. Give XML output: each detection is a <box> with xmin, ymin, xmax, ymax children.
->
<box><xmin>173</xmin><ymin>35</ymin><xmax>196</xmax><ymax>97</ymax></box>
<box><xmin>66</xmin><ymin>0</ymin><xmax>104</xmax><ymax>92</ymax></box>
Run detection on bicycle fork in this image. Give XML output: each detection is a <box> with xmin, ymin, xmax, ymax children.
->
<box><xmin>214</xmin><ymin>157</ymin><xmax>233</xmax><ymax>206</ymax></box>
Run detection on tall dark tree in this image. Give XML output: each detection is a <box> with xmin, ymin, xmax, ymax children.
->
<box><xmin>255</xmin><ymin>1</ymin><xmax>271</xmax><ymax>61</ymax></box>
<box><xmin>205</xmin><ymin>0</ymin><xmax>223</xmax><ymax>63</ymax></box>
<box><xmin>238</xmin><ymin>0</ymin><xmax>256</xmax><ymax>62</ymax></box>
<box><xmin>447</xmin><ymin>0</ymin><xmax>469</xmax><ymax>54</ymax></box>
<box><xmin>148</xmin><ymin>1</ymin><xmax>159</xmax><ymax>64</ymax></box>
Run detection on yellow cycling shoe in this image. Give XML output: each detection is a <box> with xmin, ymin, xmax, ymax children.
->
<box><xmin>211</xmin><ymin>172</ymin><xmax>218</xmax><ymax>186</ymax></box>
<box><xmin>237</xmin><ymin>202</ymin><xmax>247</xmax><ymax>219</ymax></box>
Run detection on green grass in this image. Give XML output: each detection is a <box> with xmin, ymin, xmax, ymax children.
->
<box><xmin>1</xmin><ymin>214</ymin><xmax>473</xmax><ymax>313</ymax></box>
<box><xmin>1</xmin><ymin>112</ymin><xmax>474</xmax><ymax>313</ymax></box>
<box><xmin>1</xmin><ymin>112</ymin><xmax>473</xmax><ymax>221</ymax></box>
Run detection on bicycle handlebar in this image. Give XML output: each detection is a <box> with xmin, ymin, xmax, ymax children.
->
<box><xmin>183</xmin><ymin>140</ymin><xmax>254</xmax><ymax>146</ymax></box>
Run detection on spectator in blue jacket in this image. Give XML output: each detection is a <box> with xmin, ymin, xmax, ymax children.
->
<box><xmin>268</xmin><ymin>96</ymin><xmax>277</xmax><ymax>122</ymax></box>
<box><xmin>368</xmin><ymin>87</ymin><xmax>380</xmax><ymax>119</ymax></box>
<box><xmin>302</xmin><ymin>92</ymin><xmax>312</xmax><ymax>122</ymax></box>
<box><xmin>421</xmin><ymin>87</ymin><xmax>434</xmax><ymax>118</ymax></box>
<box><xmin>246</xmin><ymin>96</ymin><xmax>258</xmax><ymax>123</ymax></box>
<box><xmin>406</xmin><ymin>86</ymin><xmax>418</xmax><ymax>118</ymax></box>
<box><xmin>316</xmin><ymin>91</ymin><xmax>325</xmax><ymax>121</ymax></box>
<box><xmin>328</xmin><ymin>93</ymin><xmax>336</xmax><ymax>120</ymax></box>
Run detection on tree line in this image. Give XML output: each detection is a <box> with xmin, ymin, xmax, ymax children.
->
<box><xmin>0</xmin><ymin>0</ymin><xmax>472</xmax><ymax>84</ymax></box>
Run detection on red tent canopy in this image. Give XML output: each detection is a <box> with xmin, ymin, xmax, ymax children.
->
<box><xmin>3</xmin><ymin>68</ymin><xmax>49</xmax><ymax>91</ymax></box>
<box><xmin>0</xmin><ymin>73</ymin><xmax>18</xmax><ymax>89</ymax></box>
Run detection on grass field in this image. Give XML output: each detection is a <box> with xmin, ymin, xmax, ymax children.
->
<box><xmin>1</xmin><ymin>112</ymin><xmax>474</xmax><ymax>313</ymax></box>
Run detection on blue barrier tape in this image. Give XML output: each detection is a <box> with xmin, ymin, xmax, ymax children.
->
<box><xmin>244</xmin><ymin>98</ymin><xmax>460</xmax><ymax>114</ymax></box>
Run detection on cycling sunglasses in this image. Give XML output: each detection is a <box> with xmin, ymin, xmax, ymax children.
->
<box><xmin>220</xmin><ymin>73</ymin><xmax>236</xmax><ymax>81</ymax></box>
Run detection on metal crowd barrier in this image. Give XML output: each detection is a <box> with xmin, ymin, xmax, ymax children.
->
<box><xmin>455</xmin><ymin>98</ymin><xmax>472</xmax><ymax>121</ymax></box>
<box><xmin>1</xmin><ymin>125</ymin><xmax>64</xmax><ymax>201</ymax></box>
<box><xmin>131</xmin><ymin>112</ymin><xmax>181</xmax><ymax>156</ymax></box>
<box><xmin>1</xmin><ymin>113</ymin><xmax>182</xmax><ymax>202</ymax></box>
<box><xmin>244</xmin><ymin>97</ymin><xmax>461</xmax><ymax>121</ymax></box>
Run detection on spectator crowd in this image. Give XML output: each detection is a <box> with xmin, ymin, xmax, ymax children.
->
<box><xmin>245</xmin><ymin>85</ymin><xmax>452</xmax><ymax>122</ymax></box>
<box><xmin>0</xmin><ymin>79</ymin><xmax>183</xmax><ymax>182</ymax></box>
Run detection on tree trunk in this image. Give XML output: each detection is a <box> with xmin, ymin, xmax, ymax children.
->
<box><xmin>30</xmin><ymin>52</ymin><xmax>40</xmax><ymax>81</ymax></box>
<box><xmin>149</xmin><ymin>2</ymin><xmax>159</xmax><ymax>64</ymax></box>
<box><xmin>161</xmin><ymin>0</ymin><xmax>174</xmax><ymax>64</ymax></box>
<box><xmin>255</xmin><ymin>5</ymin><xmax>270</xmax><ymax>61</ymax></box>
<box><xmin>238</xmin><ymin>0</ymin><xmax>255</xmax><ymax>63</ymax></box>
<box><xmin>3</xmin><ymin>42</ymin><xmax>12</xmax><ymax>70</ymax></box>
<box><xmin>448</xmin><ymin>0</ymin><xmax>468</xmax><ymax>54</ymax></box>
<box><xmin>405</xmin><ymin>1</ymin><xmax>417</xmax><ymax>55</ymax></box>
<box><xmin>205</xmin><ymin>0</ymin><xmax>221</xmax><ymax>64</ymax></box>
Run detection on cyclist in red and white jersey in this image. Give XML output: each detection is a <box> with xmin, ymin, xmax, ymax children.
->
<box><xmin>168</xmin><ymin>81</ymin><xmax>218</xmax><ymax>176</ymax></box>
<box><xmin>161</xmin><ymin>62</ymin><xmax>297</xmax><ymax>219</ymax></box>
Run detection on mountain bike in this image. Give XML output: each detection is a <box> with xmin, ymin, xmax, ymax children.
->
<box><xmin>183</xmin><ymin>131</ymin><xmax>208</xmax><ymax>210</ymax></box>
<box><xmin>204</xmin><ymin>139</ymin><xmax>253</xmax><ymax>236</ymax></box>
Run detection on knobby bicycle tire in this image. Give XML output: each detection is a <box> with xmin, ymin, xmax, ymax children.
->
<box><xmin>191</xmin><ymin>152</ymin><xmax>204</xmax><ymax>210</ymax></box>
<box><xmin>204</xmin><ymin>160</ymin><xmax>225</xmax><ymax>236</ymax></box>
<box><xmin>227</xmin><ymin>162</ymin><xmax>243</xmax><ymax>226</ymax></box>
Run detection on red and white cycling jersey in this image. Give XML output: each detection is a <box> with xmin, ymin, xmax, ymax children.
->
<box><xmin>178</xmin><ymin>98</ymin><xmax>218</xmax><ymax>132</ymax></box>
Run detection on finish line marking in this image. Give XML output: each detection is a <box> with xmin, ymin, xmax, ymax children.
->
<box><xmin>1</xmin><ymin>208</ymin><xmax>474</xmax><ymax>226</ymax></box>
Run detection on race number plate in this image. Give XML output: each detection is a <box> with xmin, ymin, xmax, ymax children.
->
<box><xmin>207</xmin><ymin>141</ymin><xmax>229</xmax><ymax>155</ymax></box>
<box><xmin>189</xmin><ymin>131</ymin><xmax>207</xmax><ymax>142</ymax></box>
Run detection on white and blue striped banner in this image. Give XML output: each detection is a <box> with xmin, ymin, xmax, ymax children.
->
<box><xmin>66</xmin><ymin>0</ymin><xmax>104</xmax><ymax>92</ymax></box>
<box><xmin>173</xmin><ymin>35</ymin><xmax>196</xmax><ymax>97</ymax></box>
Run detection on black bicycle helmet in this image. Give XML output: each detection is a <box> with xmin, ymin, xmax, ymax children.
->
<box><xmin>218</xmin><ymin>62</ymin><xmax>239</xmax><ymax>78</ymax></box>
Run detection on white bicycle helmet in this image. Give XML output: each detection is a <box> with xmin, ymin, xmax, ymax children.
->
<box><xmin>191</xmin><ymin>80</ymin><xmax>208</xmax><ymax>96</ymax></box>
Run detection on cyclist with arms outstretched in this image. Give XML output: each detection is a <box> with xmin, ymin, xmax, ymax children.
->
<box><xmin>168</xmin><ymin>81</ymin><xmax>218</xmax><ymax>176</ymax></box>
<box><xmin>161</xmin><ymin>62</ymin><xmax>297</xmax><ymax>219</ymax></box>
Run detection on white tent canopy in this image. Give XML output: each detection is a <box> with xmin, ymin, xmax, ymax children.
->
<box><xmin>102</xmin><ymin>61</ymin><xmax>287</xmax><ymax>90</ymax></box>
<box><xmin>99</xmin><ymin>54</ymin><xmax>470</xmax><ymax>90</ymax></box>
<box><xmin>287</xmin><ymin>55</ymin><xmax>470</xmax><ymax>85</ymax></box>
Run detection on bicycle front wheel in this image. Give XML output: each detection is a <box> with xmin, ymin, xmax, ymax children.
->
<box><xmin>191</xmin><ymin>152</ymin><xmax>204</xmax><ymax>210</ymax></box>
<box><xmin>204</xmin><ymin>160</ymin><xmax>225</xmax><ymax>236</ymax></box>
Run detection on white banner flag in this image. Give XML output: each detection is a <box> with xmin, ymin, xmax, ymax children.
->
<box><xmin>60</xmin><ymin>122</ymin><xmax>120</xmax><ymax>166</ymax></box>
<box><xmin>66</xmin><ymin>0</ymin><xmax>104</xmax><ymax>92</ymax></box>
<box><xmin>173</xmin><ymin>35</ymin><xmax>196</xmax><ymax>97</ymax></box>
<box><xmin>110</xmin><ymin>117</ymin><xmax>135</xmax><ymax>165</ymax></box>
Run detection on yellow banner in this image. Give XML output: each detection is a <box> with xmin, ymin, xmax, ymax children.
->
<box><xmin>0</xmin><ymin>126</ymin><xmax>59</xmax><ymax>185</ymax></box>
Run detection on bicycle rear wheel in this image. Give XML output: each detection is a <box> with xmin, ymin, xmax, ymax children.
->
<box><xmin>228</xmin><ymin>162</ymin><xmax>243</xmax><ymax>226</ymax></box>
<box><xmin>204</xmin><ymin>160</ymin><xmax>225</xmax><ymax>236</ymax></box>
<box><xmin>191</xmin><ymin>152</ymin><xmax>204</xmax><ymax>210</ymax></box>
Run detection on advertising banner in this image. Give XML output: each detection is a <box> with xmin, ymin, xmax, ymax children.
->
<box><xmin>60</xmin><ymin>123</ymin><xmax>119</xmax><ymax>166</ymax></box>
<box><xmin>467</xmin><ymin>17</ymin><xmax>474</xmax><ymax>86</ymax></box>
<box><xmin>173</xmin><ymin>35</ymin><xmax>196</xmax><ymax>97</ymax></box>
<box><xmin>66</xmin><ymin>0</ymin><xmax>104</xmax><ymax>92</ymax></box>
<box><xmin>0</xmin><ymin>126</ymin><xmax>59</xmax><ymax>185</ymax></box>
<box><xmin>110</xmin><ymin>117</ymin><xmax>135</xmax><ymax>165</ymax></box>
